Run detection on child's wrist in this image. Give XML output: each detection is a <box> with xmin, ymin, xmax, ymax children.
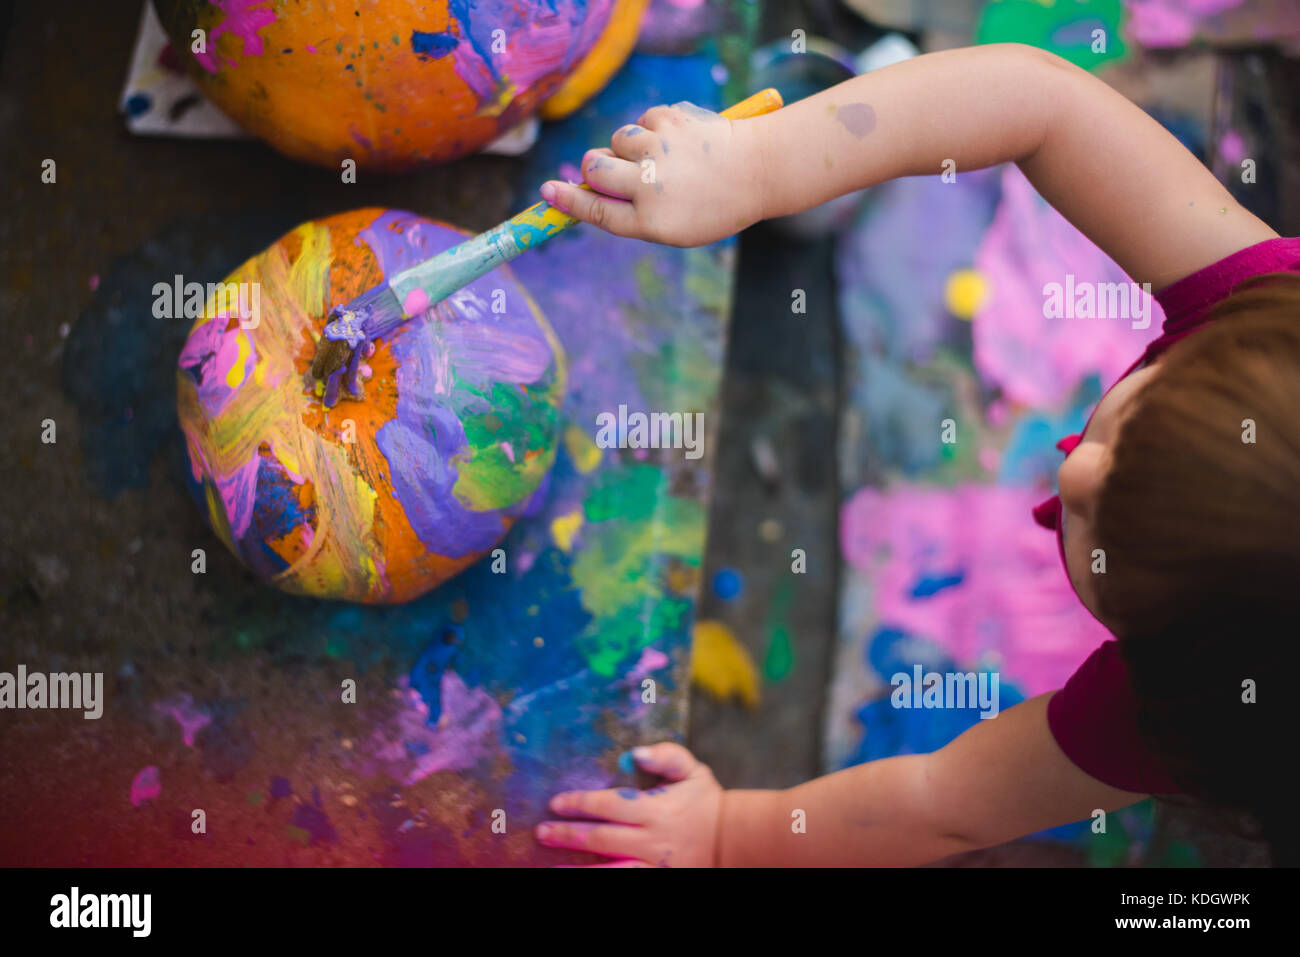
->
<box><xmin>732</xmin><ymin>115</ymin><xmax>774</xmax><ymax>226</ymax></box>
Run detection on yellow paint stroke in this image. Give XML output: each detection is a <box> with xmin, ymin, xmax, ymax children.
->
<box><xmin>690</xmin><ymin>619</ymin><xmax>760</xmax><ymax>709</ymax></box>
<box><xmin>550</xmin><ymin>508</ymin><xmax>583</xmax><ymax>553</ymax></box>
<box><xmin>564</xmin><ymin>424</ymin><xmax>602</xmax><ymax>474</ymax></box>
<box><xmin>477</xmin><ymin>76</ymin><xmax>519</xmax><ymax>118</ymax></box>
<box><xmin>225</xmin><ymin>331</ymin><xmax>251</xmax><ymax>389</ymax></box>
<box><xmin>541</xmin><ymin>0</ymin><xmax>651</xmax><ymax>120</ymax></box>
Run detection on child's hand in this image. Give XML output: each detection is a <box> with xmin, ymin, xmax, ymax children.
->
<box><xmin>539</xmin><ymin>102</ymin><xmax>766</xmax><ymax>247</ymax></box>
<box><xmin>535</xmin><ymin>742</ymin><xmax>723</xmax><ymax>867</ymax></box>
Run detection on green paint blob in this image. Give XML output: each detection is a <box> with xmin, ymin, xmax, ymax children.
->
<box><xmin>763</xmin><ymin>625</ymin><xmax>793</xmax><ymax>681</ymax></box>
<box><xmin>572</xmin><ymin>465</ymin><xmax>704</xmax><ymax>676</ymax></box>
<box><xmin>762</xmin><ymin>580</ymin><xmax>796</xmax><ymax>681</ymax></box>
<box><xmin>976</xmin><ymin>0</ymin><xmax>1128</xmax><ymax>71</ymax></box>
<box><xmin>453</xmin><ymin>377</ymin><xmax>562</xmax><ymax>511</ymax></box>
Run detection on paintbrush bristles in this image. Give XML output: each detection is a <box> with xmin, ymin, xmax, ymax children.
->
<box><xmin>348</xmin><ymin>283</ymin><xmax>407</xmax><ymax>337</ymax></box>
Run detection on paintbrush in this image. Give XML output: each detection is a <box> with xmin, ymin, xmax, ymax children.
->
<box><xmin>310</xmin><ymin>88</ymin><xmax>784</xmax><ymax>406</ymax></box>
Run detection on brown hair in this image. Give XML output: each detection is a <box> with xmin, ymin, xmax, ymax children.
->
<box><xmin>1093</xmin><ymin>272</ymin><xmax>1300</xmax><ymax>864</ymax></box>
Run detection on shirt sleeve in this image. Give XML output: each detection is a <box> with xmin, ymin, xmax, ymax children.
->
<box><xmin>1047</xmin><ymin>640</ymin><xmax>1183</xmax><ymax>795</ymax></box>
<box><xmin>1155</xmin><ymin>235</ymin><xmax>1300</xmax><ymax>332</ymax></box>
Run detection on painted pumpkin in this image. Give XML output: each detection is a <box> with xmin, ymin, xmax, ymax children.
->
<box><xmin>153</xmin><ymin>0</ymin><xmax>633</xmax><ymax>170</ymax></box>
<box><xmin>177</xmin><ymin>208</ymin><xmax>566</xmax><ymax>603</ymax></box>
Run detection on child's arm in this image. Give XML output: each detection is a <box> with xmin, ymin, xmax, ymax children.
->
<box><xmin>541</xmin><ymin>43</ymin><xmax>1276</xmax><ymax>290</ymax></box>
<box><xmin>537</xmin><ymin>693</ymin><xmax>1147</xmax><ymax>866</ymax></box>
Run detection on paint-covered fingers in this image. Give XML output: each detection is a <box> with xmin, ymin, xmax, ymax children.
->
<box><xmin>611</xmin><ymin>122</ymin><xmax>651</xmax><ymax>160</ymax></box>
<box><xmin>580</xmin><ymin>148</ymin><xmax>640</xmax><ymax>201</ymax></box>
<box><xmin>535</xmin><ymin>820</ymin><xmax>648</xmax><ymax>859</ymax></box>
<box><xmin>637</xmin><ymin>104</ymin><xmax>676</xmax><ymax>130</ymax></box>
<box><xmin>548</xmin><ymin>787</ymin><xmax>653</xmax><ymax>825</ymax></box>
<box><xmin>627</xmin><ymin>742</ymin><xmax>698</xmax><ymax>782</ymax></box>
<box><xmin>539</xmin><ymin>181</ymin><xmax>641</xmax><ymax>238</ymax></box>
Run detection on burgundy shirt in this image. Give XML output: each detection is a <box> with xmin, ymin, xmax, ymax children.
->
<box><xmin>1042</xmin><ymin>236</ymin><xmax>1300</xmax><ymax>794</ymax></box>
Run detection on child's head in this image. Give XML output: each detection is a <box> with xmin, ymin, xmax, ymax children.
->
<box><xmin>1064</xmin><ymin>272</ymin><xmax>1300</xmax><ymax>860</ymax></box>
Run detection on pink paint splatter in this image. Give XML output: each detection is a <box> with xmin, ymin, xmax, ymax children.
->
<box><xmin>1125</xmin><ymin>0</ymin><xmax>1252</xmax><ymax>48</ymax></box>
<box><xmin>499</xmin><ymin>441</ymin><xmax>516</xmax><ymax>462</ymax></box>
<box><xmin>194</xmin><ymin>0</ymin><xmax>278</xmax><ymax>74</ymax></box>
<box><xmin>972</xmin><ymin>166</ymin><xmax>1164</xmax><ymax>408</ymax></box>
<box><xmin>627</xmin><ymin>646</ymin><xmax>670</xmax><ymax>681</ymax></box>
<box><xmin>130</xmin><ymin>766</ymin><xmax>162</xmax><ymax>806</ymax></box>
<box><xmin>1218</xmin><ymin>129</ymin><xmax>1247</xmax><ymax>165</ymax></box>
<box><xmin>88</xmin><ymin>274</ymin><xmax>100</xmax><ymax>292</ymax></box>
<box><xmin>841</xmin><ymin>483</ymin><xmax>1110</xmax><ymax>696</ymax></box>
<box><xmin>153</xmin><ymin>693</ymin><xmax>212</xmax><ymax>747</ymax></box>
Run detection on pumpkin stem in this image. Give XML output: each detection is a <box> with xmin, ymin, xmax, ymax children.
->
<box><xmin>311</xmin><ymin>306</ymin><xmax>373</xmax><ymax>408</ymax></box>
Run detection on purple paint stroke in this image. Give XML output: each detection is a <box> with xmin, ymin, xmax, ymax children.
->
<box><xmin>444</xmin><ymin>0</ymin><xmax>616</xmax><ymax>105</ymax></box>
<box><xmin>370</xmin><ymin>674</ymin><xmax>502</xmax><ymax>786</ymax></box>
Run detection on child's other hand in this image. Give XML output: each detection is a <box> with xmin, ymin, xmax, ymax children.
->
<box><xmin>539</xmin><ymin>101</ymin><xmax>765</xmax><ymax>247</ymax></box>
<box><xmin>536</xmin><ymin>742</ymin><xmax>723</xmax><ymax>867</ymax></box>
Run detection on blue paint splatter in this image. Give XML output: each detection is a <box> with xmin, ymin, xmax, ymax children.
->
<box><xmin>909</xmin><ymin>570</ymin><xmax>965</xmax><ymax>598</ymax></box>
<box><xmin>617</xmin><ymin>788</ymin><xmax>639</xmax><ymax>800</ymax></box>
<box><xmin>410</xmin><ymin>625</ymin><xmax>461</xmax><ymax>724</ymax></box>
<box><xmin>712</xmin><ymin>567</ymin><xmax>743</xmax><ymax>601</ymax></box>
<box><xmin>617</xmin><ymin>750</ymin><xmax>636</xmax><ymax>774</ymax></box>
<box><xmin>290</xmin><ymin>803</ymin><xmax>338</xmax><ymax>844</ymax></box>
<box><xmin>125</xmin><ymin>93</ymin><xmax>151</xmax><ymax>118</ymax></box>
<box><xmin>411</xmin><ymin>30</ymin><xmax>459</xmax><ymax>59</ymax></box>
<box><xmin>269</xmin><ymin>776</ymin><xmax>292</xmax><ymax>799</ymax></box>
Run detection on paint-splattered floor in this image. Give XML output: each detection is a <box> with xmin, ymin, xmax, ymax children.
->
<box><xmin>0</xmin><ymin>1</ymin><xmax>762</xmax><ymax>866</ymax></box>
<box><xmin>3</xmin><ymin>1</ymin><xmax>1297</xmax><ymax>868</ymax></box>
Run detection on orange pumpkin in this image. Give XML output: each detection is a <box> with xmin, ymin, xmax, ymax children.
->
<box><xmin>154</xmin><ymin>0</ymin><xmax>630</xmax><ymax>170</ymax></box>
<box><xmin>176</xmin><ymin>208</ymin><xmax>566</xmax><ymax>603</ymax></box>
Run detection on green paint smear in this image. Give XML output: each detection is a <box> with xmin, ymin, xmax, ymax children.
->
<box><xmin>453</xmin><ymin>378</ymin><xmax>561</xmax><ymax>511</ymax></box>
<box><xmin>572</xmin><ymin>464</ymin><xmax>705</xmax><ymax>676</ymax></box>
<box><xmin>764</xmin><ymin>625</ymin><xmax>793</xmax><ymax>681</ymax></box>
<box><xmin>763</xmin><ymin>579</ymin><xmax>796</xmax><ymax>681</ymax></box>
<box><xmin>976</xmin><ymin>0</ymin><xmax>1128</xmax><ymax>71</ymax></box>
<box><xmin>1087</xmin><ymin>817</ymin><xmax>1131</xmax><ymax>868</ymax></box>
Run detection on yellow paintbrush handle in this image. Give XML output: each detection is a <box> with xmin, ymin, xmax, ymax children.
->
<box><xmin>512</xmin><ymin>88</ymin><xmax>785</xmax><ymax>242</ymax></box>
